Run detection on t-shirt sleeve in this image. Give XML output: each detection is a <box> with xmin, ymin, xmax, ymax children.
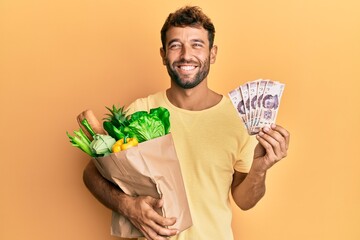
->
<box><xmin>125</xmin><ymin>98</ymin><xmax>150</xmax><ymax>116</ymax></box>
<box><xmin>125</xmin><ymin>92</ymin><xmax>165</xmax><ymax>116</ymax></box>
<box><xmin>234</xmin><ymin>135</ymin><xmax>257</xmax><ymax>173</ymax></box>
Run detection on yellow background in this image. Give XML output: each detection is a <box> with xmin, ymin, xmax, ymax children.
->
<box><xmin>1</xmin><ymin>0</ymin><xmax>360</xmax><ymax>239</ymax></box>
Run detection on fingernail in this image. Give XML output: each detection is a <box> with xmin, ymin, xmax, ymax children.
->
<box><xmin>271</xmin><ymin>123</ymin><xmax>277</xmax><ymax>129</ymax></box>
<box><xmin>258</xmin><ymin>131</ymin><xmax>264</xmax><ymax>136</ymax></box>
<box><xmin>263</xmin><ymin>126</ymin><xmax>270</xmax><ymax>132</ymax></box>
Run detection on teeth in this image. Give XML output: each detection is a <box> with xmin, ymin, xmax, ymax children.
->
<box><xmin>180</xmin><ymin>66</ymin><xmax>195</xmax><ymax>71</ymax></box>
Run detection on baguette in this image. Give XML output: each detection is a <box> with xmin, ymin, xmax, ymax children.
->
<box><xmin>77</xmin><ymin>109</ymin><xmax>106</xmax><ymax>141</ymax></box>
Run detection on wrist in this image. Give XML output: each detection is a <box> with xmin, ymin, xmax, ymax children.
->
<box><xmin>111</xmin><ymin>187</ymin><xmax>131</xmax><ymax>215</ymax></box>
<box><xmin>248</xmin><ymin>166</ymin><xmax>267</xmax><ymax>180</ymax></box>
<box><xmin>250</xmin><ymin>158</ymin><xmax>269</xmax><ymax>177</ymax></box>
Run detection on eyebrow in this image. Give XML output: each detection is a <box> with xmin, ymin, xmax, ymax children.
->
<box><xmin>191</xmin><ymin>39</ymin><xmax>206</xmax><ymax>45</ymax></box>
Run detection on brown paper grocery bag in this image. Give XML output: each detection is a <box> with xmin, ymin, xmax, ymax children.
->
<box><xmin>91</xmin><ymin>134</ymin><xmax>192</xmax><ymax>238</ymax></box>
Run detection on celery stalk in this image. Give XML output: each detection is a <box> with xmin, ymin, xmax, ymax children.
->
<box><xmin>67</xmin><ymin>130</ymin><xmax>94</xmax><ymax>157</ymax></box>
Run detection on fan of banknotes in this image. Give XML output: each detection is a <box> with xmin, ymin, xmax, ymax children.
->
<box><xmin>228</xmin><ymin>79</ymin><xmax>285</xmax><ymax>135</ymax></box>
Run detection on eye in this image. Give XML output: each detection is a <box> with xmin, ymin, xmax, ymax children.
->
<box><xmin>192</xmin><ymin>41</ymin><xmax>204</xmax><ymax>48</ymax></box>
<box><xmin>169</xmin><ymin>43</ymin><xmax>182</xmax><ymax>50</ymax></box>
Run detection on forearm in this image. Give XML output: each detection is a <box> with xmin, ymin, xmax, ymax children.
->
<box><xmin>232</xmin><ymin>124</ymin><xmax>290</xmax><ymax>210</ymax></box>
<box><xmin>231</xmin><ymin>169</ymin><xmax>267</xmax><ymax>210</ymax></box>
<box><xmin>83</xmin><ymin>161</ymin><xmax>130</xmax><ymax>214</ymax></box>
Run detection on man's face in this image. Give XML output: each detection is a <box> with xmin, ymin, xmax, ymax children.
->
<box><xmin>160</xmin><ymin>26</ymin><xmax>217</xmax><ymax>89</ymax></box>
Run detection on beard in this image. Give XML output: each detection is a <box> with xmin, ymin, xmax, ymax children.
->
<box><xmin>165</xmin><ymin>57</ymin><xmax>210</xmax><ymax>89</ymax></box>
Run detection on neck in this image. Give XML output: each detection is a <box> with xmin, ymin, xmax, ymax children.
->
<box><xmin>166</xmin><ymin>80</ymin><xmax>222</xmax><ymax>111</ymax></box>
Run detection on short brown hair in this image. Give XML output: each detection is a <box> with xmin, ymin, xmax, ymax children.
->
<box><xmin>160</xmin><ymin>6</ymin><xmax>215</xmax><ymax>51</ymax></box>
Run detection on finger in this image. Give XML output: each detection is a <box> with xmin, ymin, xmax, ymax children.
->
<box><xmin>141</xmin><ymin>219</ymin><xmax>177</xmax><ymax>240</ymax></box>
<box><xmin>153</xmin><ymin>223</ymin><xmax>178</xmax><ymax>237</ymax></box>
<box><xmin>155</xmin><ymin>197</ymin><xmax>164</xmax><ymax>209</ymax></box>
<box><xmin>259</xmin><ymin>128</ymin><xmax>282</xmax><ymax>159</ymax></box>
<box><xmin>145</xmin><ymin>219</ymin><xmax>178</xmax><ymax>239</ymax></box>
<box><xmin>256</xmin><ymin>133</ymin><xmax>276</xmax><ymax>161</ymax></box>
<box><xmin>145</xmin><ymin>227</ymin><xmax>168</xmax><ymax>240</ymax></box>
<box><xmin>152</xmin><ymin>214</ymin><xmax>177</xmax><ymax>228</ymax></box>
<box><xmin>146</xmin><ymin>196</ymin><xmax>160</xmax><ymax>207</ymax></box>
<box><xmin>149</xmin><ymin>198</ymin><xmax>177</xmax><ymax>227</ymax></box>
<box><xmin>146</xmin><ymin>198</ymin><xmax>178</xmax><ymax>236</ymax></box>
<box><xmin>271</xmin><ymin>124</ymin><xmax>290</xmax><ymax>150</ymax></box>
<box><xmin>139</xmin><ymin>225</ymin><xmax>155</xmax><ymax>240</ymax></box>
<box><xmin>264</xmin><ymin>126</ymin><xmax>287</xmax><ymax>155</ymax></box>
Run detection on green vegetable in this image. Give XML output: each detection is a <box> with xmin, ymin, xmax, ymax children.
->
<box><xmin>127</xmin><ymin>107</ymin><xmax>170</xmax><ymax>143</ymax></box>
<box><xmin>81</xmin><ymin>119</ymin><xmax>96</xmax><ymax>137</ymax></box>
<box><xmin>90</xmin><ymin>134</ymin><xmax>116</xmax><ymax>156</ymax></box>
<box><xmin>103</xmin><ymin>121</ymin><xmax>125</xmax><ymax>140</ymax></box>
<box><xmin>102</xmin><ymin>105</ymin><xmax>170</xmax><ymax>143</ymax></box>
<box><xmin>128</xmin><ymin>111</ymin><xmax>148</xmax><ymax>122</ymax></box>
<box><xmin>128</xmin><ymin>115</ymin><xmax>164</xmax><ymax>143</ymax></box>
<box><xmin>150</xmin><ymin>107</ymin><xmax>170</xmax><ymax>134</ymax></box>
<box><xmin>67</xmin><ymin>129</ymin><xmax>94</xmax><ymax>157</ymax></box>
<box><xmin>67</xmin><ymin>106</ymin><xmax>171</xmax><ymax>157</ymax></box>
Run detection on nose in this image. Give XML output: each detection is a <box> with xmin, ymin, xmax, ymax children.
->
<box><xmin>180</xmin><ymin>45</ymin><xmax>193</xmax><ymax>60</ymax></box>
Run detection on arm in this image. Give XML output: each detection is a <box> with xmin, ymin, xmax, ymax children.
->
<box><xmin>83</xmin><ymin>161</ymin><xmax>129</xmax><ymax>213</ymax></box>
<box><xmin>83</xmin><ymin>161</ymin><xmax>178</xmax><ymax>240</ymax></box>
<box><xmin>231</xmin><ymin>170</ymin><xmax>266</xmax><ymax>210</ymax></box>
<box><xmin>231</xmin><ymin>124</ymin><xmax>290</xmax><ymax>210</ymax></box>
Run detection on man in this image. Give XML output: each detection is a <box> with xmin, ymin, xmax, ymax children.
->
<box><xmin>83</xmin><ymin>6</ymin><xmax>290</xmax><ymax>240</ymax></box>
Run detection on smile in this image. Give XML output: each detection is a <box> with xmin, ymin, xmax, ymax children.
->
<box><xmin>178</xmin><ymin>65</ymin><xmax>197</xmax><ymax>71</ymax></box>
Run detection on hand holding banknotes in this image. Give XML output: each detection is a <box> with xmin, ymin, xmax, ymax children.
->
<box><xmin>253</xmin><ymin>124</ymin><xmax>290</xmax><ymax>172</ymax></box>
<box><xmin>229</xmin><ymin>79</ymin><xmax>290</xmax><ymax>171</ymax></box>
<box><xmin>123</xmin><ymin>196</ymin><xmax>178</xmax><ymax>240</ymax></box>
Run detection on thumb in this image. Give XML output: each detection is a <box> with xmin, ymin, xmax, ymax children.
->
<box><xmin>154</xmin><ymin>197</ymin><xmax>164</xmax><ymax>209</ymax></box>
<box><xmin>146</xmin><ymin>196</ymin><xmax>163</xmax><ymax>208</ymax></box>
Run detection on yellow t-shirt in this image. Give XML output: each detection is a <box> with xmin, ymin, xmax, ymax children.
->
<box><xmin>127</xmin><ymin>91</ymin><xmax>257</xmax><ymax>240</ymax></box>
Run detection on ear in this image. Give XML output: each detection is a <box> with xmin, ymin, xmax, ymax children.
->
<box><xmin>160</xmin><ymin>47</ymin><xmax>166</xmax><ymax>65</ymax></box>
<box><xmin>210</xmin><ymin>45</ymin><xmax>218</xmax><ymax>64</ymax></box>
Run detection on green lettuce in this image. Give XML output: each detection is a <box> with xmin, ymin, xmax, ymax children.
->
<box><xmin>126</xmin><ymin>107</ymin><xmax>171</xmax><ymax>143</ymax></box>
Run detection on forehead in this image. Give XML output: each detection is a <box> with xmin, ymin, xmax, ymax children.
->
<box><xmin>165</xmin><ymin>26</ymin><xmax>209</xmax><ymax>44</ymax></box>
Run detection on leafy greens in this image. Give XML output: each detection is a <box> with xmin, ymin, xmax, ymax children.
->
<box><xmin>126</xmin><ymin>107</ymin><xmax>171</xmax><ymax>143</ymax></box>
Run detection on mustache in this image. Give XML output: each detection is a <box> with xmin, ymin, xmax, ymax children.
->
<box><xmin>173</xmin><ymin>58</ymin><xmax>199</xmax><ymax>65</ymax></box>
